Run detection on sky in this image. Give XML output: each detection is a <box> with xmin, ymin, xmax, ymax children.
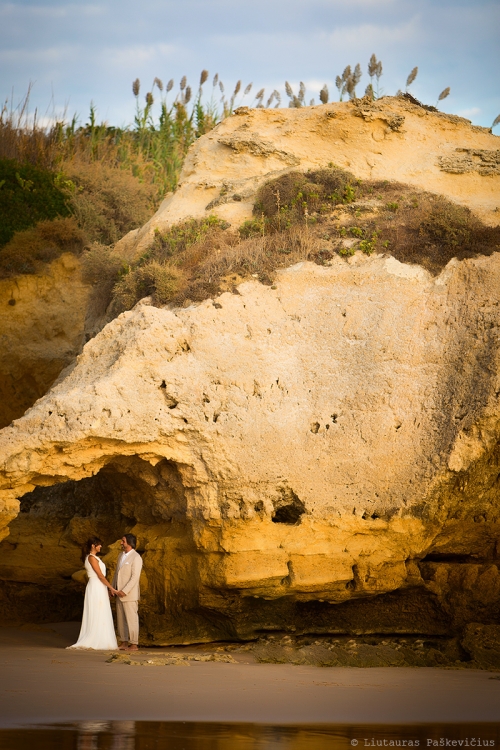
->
<box><xmin>1</xmin><ymin>0</ymin><xmax>499</xmax><ymax>130</ymax></box>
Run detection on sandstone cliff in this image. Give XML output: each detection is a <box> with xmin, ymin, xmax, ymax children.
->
<box><xmin>0</xmin><ymin>253</ymin><xmax>499</xmax><ymax>642</ymax></box>
<box><xmin>0</xmin><ymin>98</ymin><xmax>499</xmax><ymax>649</ymax></box>
<box><xmin>0</xmin><ymin>253</ymin><xmax>91</xmax><ymax>429</ymax></box>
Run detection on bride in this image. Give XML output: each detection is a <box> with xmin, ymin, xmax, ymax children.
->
<box><xmin>68</xmin><ymin>536</ymin><xmax>119</xmax><ymax>650</ymax></box>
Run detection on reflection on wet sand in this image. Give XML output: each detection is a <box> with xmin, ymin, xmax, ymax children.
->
<box><xmin>0</xmin><ymin>722</ymin><xmax>499</xmax><ymax>750</ymax></box>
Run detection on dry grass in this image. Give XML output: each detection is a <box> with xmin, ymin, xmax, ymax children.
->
<box><xmin>72</xmin><ymin>167</ymin><xmax>500</xmax><ymax>315</ymax></box>
<box><xmin>93</xmin><ymin>166</ymin><xmax>500</xmax><ymax>309</ymax></box>
<box><xmin>62</xmin><ymin>160</ymin><xmax>155</xmax><ymax>245</ymax></box>
<box><xmin>80</xmin><ymin>242</ymin><xmax>128</xmax><ymax>319</ymax></box>
<box><xmin>114</xmin><ymin>262</ymin><xmax>186</xmax><ymax>309</ymax></box>
<box><xmin>0</xmin><ymin>217</ymin><xmax>85</xmax><ymax>277</ymax></box>
<box><xmin>104</xmin><ymin>220</ymin><xmax>322</xmax><ymax>311</ymax></box>
<box><xmin>178</xmin><ymin>224</ymin><xmax>321</xmax><ymax>302</ymax></box>
<box><xmin>250</xmin><ymin>169</ymin><xmax>500</xmax><ymax>275</ymax></box>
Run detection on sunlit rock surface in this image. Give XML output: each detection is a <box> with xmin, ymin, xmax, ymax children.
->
<box><xmin>0</xmin><ymin>99</ymin><xmax>499</xmax><ymax>646</ymax></box>
<box><xmin>0</xmin><ymin>253</ymin><xmax>90</xmax><ymax>429</ymax></box>
<box><xmin>0</xmin><ymin>251</ymin><xmax>499</xmax><ymax>643</ymax></box>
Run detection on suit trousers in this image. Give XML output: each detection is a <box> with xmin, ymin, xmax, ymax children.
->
<box><xmin>116</xmin><ymin>598</ymin><xmax>139</xmax><ymax>645</ymax></box>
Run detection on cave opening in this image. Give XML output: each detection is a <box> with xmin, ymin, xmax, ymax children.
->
<box><xmin>0</xmin><ymin>455</ymin><xmax>190</xmax><ymax>626</ymax></box>
<box><xmin>271</xmin><ymin>488</ymin><xmax>306</xmax><ymax>525</ymax></box>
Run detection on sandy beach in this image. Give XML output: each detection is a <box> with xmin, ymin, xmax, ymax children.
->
<box><xmin>1</xmin><ymin>622</ymin><xmax>499</xmax><ymax>728</ymax></box>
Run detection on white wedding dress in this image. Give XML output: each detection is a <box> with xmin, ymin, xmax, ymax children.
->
<box><xmin>68</xmin><ymin>553</ymin><xmax>118</xmax><ymax>650</ymax></box>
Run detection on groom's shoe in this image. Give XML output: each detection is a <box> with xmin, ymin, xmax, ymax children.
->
<box><xmin>126</xmin><ymin>644</ymin><xmax>139</xmax><ymax>652</ymax></box>
<box><xmin>118</xmin><ymin>642</ymin><xmax>129</xmax><ymax>650</ymax></box>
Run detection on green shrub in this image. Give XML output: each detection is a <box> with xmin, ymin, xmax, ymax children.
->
<box><xmin>113</xmin><ymin>261</ymin><xmax>185</xmax><ymax>309</ymax></box>
<box><xmin>239</xmin><ymin>217</ymin><xmax>267</xmax><ymax>239</ymax></box>
<box><xmin>418</xmin><ymin>200</ymin><xmax>474</xmax><ymax>248</ymax></box>
<box><xmin>0</xmin><ymin>158</ymin><xmax>70</xmax><ymax>247</ymax></box>
<box><xmin>359</xmin><ymin>231</ymin><xmax>379</xmax><ymax>255</ymax></box>
<box><xmin>148</xmin><ymin>215</ymin><xmax>227</xmax><ymax>263</ymax></box>
<box><xmin>253</xmin><ymin>167</ymin><xmax>358</xmax><ymax>227</ymax></box>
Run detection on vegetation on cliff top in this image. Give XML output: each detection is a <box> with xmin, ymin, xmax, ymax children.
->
<box><xmin>82</xmin><ymin>166</ymin><xmax>500</xmax><ymax>314</ymax></box>
<box><xmin>0</xmin><ymin>58</ymin><xmax>498</xmax><ymax>283</ymax></box>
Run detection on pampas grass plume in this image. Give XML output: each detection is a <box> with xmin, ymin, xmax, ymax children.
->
<box><xmin>406</xmin><ymin>67</ymin><xmax>418</xmax><ymax>87</ymax></box>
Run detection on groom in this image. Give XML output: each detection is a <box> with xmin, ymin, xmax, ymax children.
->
<box><xmin>112</xmin><ymin>534</ymin><xmax>143</xmax><ymax>652</ymax></box>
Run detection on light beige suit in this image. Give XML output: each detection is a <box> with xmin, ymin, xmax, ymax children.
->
<box><xmin>112</xmin><ymin>549</ymin><xmax>143</xmax><ymax>645</ymax></box>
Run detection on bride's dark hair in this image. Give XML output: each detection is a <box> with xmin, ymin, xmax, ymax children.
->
<box><xmin>81</xmin><ymin>536</ymin><xmax>103</xmax><ymax>563</ymax></box>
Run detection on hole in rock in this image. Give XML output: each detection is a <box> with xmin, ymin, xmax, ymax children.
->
<box><xmin>421</xmin><ymin>553</ymin><xmax>482</xmax><ymax>564</ymax></box>
<box><xmin>272</xmin><ymin>489</ymin><xmax>306</xmax><ymax>525</ymax></box>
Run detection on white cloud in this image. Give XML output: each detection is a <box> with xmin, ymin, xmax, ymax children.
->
<box><xmin>0</xmin><ymin>0</ymin><xmax>497</xmax><ymax>129</ymax></box>
<box><xmin>322</xmin><ymin>18</ymin><xmax>422</xmax><ymax>48</ymax></box>
<box><xmin>0</xmin><ymin>43</ymin><xmax>83</xmax><ymax>65</ymax></box>
<box><xmin>457</xmin><ymin>107</ymin><xmax>481</xmax><ymax>117</ymax></box>
<box><xmin>0</xmin><ymin>2</ymin><xmax>105</xmax><ymax>18</ymax></box>
<box><xmin>208</xmin><ymin>18</ymin><xmax>422</xmax><ymax>64</ymax></box>
<box><xmin>104</xmin><ymin>43</ymin><xmax>180</xmax><ymax>69</ymax></box>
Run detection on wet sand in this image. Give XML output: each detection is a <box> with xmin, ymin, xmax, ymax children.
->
<box><xmin>1</xmin><ymin>623</ymin><xmax>499</xmax><ymax>727</ymax></box>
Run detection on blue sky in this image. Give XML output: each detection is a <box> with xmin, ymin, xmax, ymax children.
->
<box><xmin>1</xmin><ymin>0</ymin><xmax>499</xmax><ymax>129</ymax></box>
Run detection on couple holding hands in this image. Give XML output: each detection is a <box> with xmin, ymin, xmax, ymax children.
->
<box><xmin>68</xmin><ymin>534</ymin><xmax>143</xmax><ymax>652</ymax></box>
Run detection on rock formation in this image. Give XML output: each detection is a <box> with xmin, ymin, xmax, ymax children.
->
<box><xmin>116</xmin><ymin>95</ymin><xmax>500</xmax><ymax>259</ymax></box>
<box><xmin>0</xmin><ymin>253</ymin><xmax>90</xmax><ymax>429</ymax></box>
<box><xmin>0</xmin><ymin>97</ymin><xmax>499</xmax><ymax>648</ymax></box>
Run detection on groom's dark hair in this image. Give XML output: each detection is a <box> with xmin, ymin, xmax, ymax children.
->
<box><xmin>124</xmin><ymin>533</ymin><xmax>137</xmax><ymax>549</ymax></box>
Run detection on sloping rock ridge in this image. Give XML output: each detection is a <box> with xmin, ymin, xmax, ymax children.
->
<box><xmin>116</xmin><ymin>96</ymin><xmax>499</xmax><ymax>259</ymax></box>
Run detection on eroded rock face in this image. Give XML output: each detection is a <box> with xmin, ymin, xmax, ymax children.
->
<box><xmin>116</xmin><ymin>97</ymin><xmax>500</xmax><ymax>259</ymax></box>
<box><xmin>0</xmin><ymin>253</ymin><xmax>91</xmax><ymax>429</ymax></box>
<box><xmin>0</xmin><ymin>252</ymin><xmax>499</xmax><ymax>641</ymax></box>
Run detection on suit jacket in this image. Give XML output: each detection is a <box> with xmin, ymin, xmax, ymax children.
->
<box><xmin>112</xmin><ymin>549</ymin><xmax>143</xmax><ymax>602</ymax></box>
